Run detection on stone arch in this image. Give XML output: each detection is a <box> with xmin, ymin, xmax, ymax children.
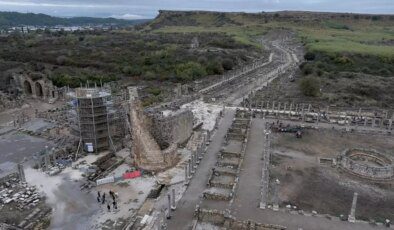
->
<box><xmin>35</xmin><ymin>82</ymin><xmax>44</xmax><ymax>97</ymax></box>
<box><xmin>24</xmin><ymin>80</ymin><xmax>33</xmax><ymax>95</ymax></box>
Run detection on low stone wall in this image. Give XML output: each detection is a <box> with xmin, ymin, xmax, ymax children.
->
<box><xmin>195</xmin><ymin>208</ymin><xmax>286</xmax><ymax>230</ymax></box>
<box><xmin>338</xmin><ymin>148</ymin><xmax>394</xmax><ymax>180</ymax></box>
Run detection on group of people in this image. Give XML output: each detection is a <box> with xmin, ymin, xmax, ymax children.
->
<box><xmin>97</xmin><ymin>190</ymin><xmax>118</xmax><ymax>212</ymax></box>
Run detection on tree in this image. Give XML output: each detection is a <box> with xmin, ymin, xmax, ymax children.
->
<box><xmin>299</xmin><ymin>76</ymin><xmax>320</xmax><ymax>97</ymax></box>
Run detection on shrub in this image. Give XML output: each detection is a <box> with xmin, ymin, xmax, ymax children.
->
<box><xmin>56</xmin><ymin>55</ymin><xmax>68</xmax><ymax>65</ymax></box>
<box><xmin>334</xmin><ymin>56</ymin><xmax>353</xmax><ymax>65</ymax></box>
<box><xmin>222</xmin><ymin>58</ymin><xmax>234</xmax><ymax>70</ymax></box>
<box><xmin>143</xmin><ymin>71</ymin><xmax>156</xmax><ymax>80</ymax></box>
<box><xmin>304</xmin><ymin>52</ymin><xmax>316</xmax><ymax>61</ymax></box>
<box><xmin>301</xmin><ymin>63</ymin><xmax>314</xmax><ymax>75</ymax></box>
<box><xmin>299</xmin><ymin>76</ymin><xmax>320</xmax><ymax>97</ymax></box>
<box><xmin>206</xmin><ymin>61</ymin><xmax>224</xmax><ymax>75</ymax></box>
<box><xmin>148</xmin><ymin>87</ymin><xmax>161</xmax><ymax>96</ymax></box>
<box><xmin>175</xmin><ymin>61</ymin><xmax>207</xmax><ymax>81</ymax></box>
<box><xmin>122</xmin><ymin>65</ymin><xmax>142</xmax><ymax>76</ymax></box>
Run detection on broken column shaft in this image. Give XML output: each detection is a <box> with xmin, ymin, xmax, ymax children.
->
<box><xmin>348</xmin><ymin>192</ymin><xmax>358</xmax><ymax>223</ymax></box>
<box><xmin>166</xmin><ymin>194</ymin><xmax>171</xmax><ymax>219</ymax></box>
<box><xmin>171</xmin><ymin>189</ymin><xmax>176</xmax><ymax>210</ymax></box>
<box><xmin>17</xmin><ymin>163</ymin><xmax>26</xmax><ymax>183</ymax></box>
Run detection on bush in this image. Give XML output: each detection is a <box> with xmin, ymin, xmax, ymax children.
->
<box><xmin>148</xmin><ymin>87</ymin><xmax>161</xmax><ymax>96</ymax></box>
<box><xmin>334</xmin><ymin>56</ymin><xmax>353</xmax><ymax>65</ymax></box>
<box><xmin>175</xmin><ymin>61</ymin><xmax>207</xmax><ymax>81</ymax></box>
<box><xmin>206</xmin><ymin>61</ymin><xmax>224</xmax><ymax>75</ymax></box>
<box><xmin>56</xmin><ymin>55</ymin><xmax>68</xmax><ymax>65</ymax></box>
<box><xmin>222</xmin><ymin>58</ymin><xmax>234</xmax><ymax>70</ymax></box>
<box><xmin>304</xmin><ymin>52</ymin><xmax>316</xmax><ymax>61</ymax></box>
<box><xmin>122</xmin><ymin>65</ymin><xmax>142</xmax><ymax>76</ymax></box>
<box><xmin>143</xmin><ymin>71</ymin><xmax>156</xmax><ymax>80</ymax></box>
<box><xmin>300</xmin><ymin>63</ymin><xmax>314</xmax><ymax>75</ymax></box>
<box><xmin>299</xmin><ymin>76</ymin><xmax>320</xmax><ymax>97</ymax></box>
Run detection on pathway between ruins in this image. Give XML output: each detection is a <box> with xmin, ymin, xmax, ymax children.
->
<box><xmin>231</xmin><ymin>118</ymin><xmax>266</xmax><ymax>214</ymax></box>
<box><xmin>166</xmin><ymin>109</ymin><xmax>235</xmax><ymax>230</ymax></box>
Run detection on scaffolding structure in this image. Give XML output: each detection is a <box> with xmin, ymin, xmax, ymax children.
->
<box><xmin>70</xmin><ymin>86</ymin><xmax>127</xmax><ymax>155</ymax></box>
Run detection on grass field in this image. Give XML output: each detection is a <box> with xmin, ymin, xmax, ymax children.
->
<box><xmin>154</xmin><ymin>25</ymin><xmax>267</xmax><ymax>48</ymax></box>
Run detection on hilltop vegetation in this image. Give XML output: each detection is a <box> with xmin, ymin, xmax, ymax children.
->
<box><xmin>1</xmin><ymin>10</ymin><xmax>393</xmax><ymax>107</ymax></box>
<box><xmin>0</xmin><ymin>11</ymin><xmax>149</xmax><ymax>28</ymax></box>
<box><xmin>149</xmin><ymin>11</ymin><xmax>394</xmax><ymax>73</ymax></box>
<box><xmin>0</xmin><ymin>26</ymin><xmax>261</xmax><ymax>88</ymax></box>
<box><xmin>145</xmin><ymin>10</ymin><xmax>394</xmax><ymax>107</ymax></box>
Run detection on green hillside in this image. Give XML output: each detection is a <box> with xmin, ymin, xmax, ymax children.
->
<box><xmin>147</xmin><ymin>10</ymin><xmax>394</xmax><ymax>77</ymax></box>
<box><xmin>0</xmin><ymin>11</ymin><xmax>150</xmax><ymax>28</ymax></box>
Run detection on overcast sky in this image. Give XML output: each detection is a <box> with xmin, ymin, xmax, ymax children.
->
<box><xmin>0</xmin><ymin>0</ymin><xmax>393</xmax><ymax>19</ymax></box>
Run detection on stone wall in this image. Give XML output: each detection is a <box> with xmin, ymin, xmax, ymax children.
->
<box><xmin>195</xmin><ymin>208</ymin><xmax>286</xmax><ymax>230</ymax></box>
<box><xmin>338</xmin><ymin>148</ymin><xmax>394</xmax><ymax>180</ymax></box>
<box><xmin>149</xmin><ymin>109</ymin><xmax>193</xmax><ymax>148</ymax></box>
<box><xmin>1</xmin><ymin>69</ymin><xmax>59</xmax><ymax>102</ymax></box>
<box><xmin>129</xmin><ymin>87</ymin><xmax>178</xmax><ymax>172</ymax></box>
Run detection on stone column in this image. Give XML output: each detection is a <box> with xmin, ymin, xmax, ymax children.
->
<box><xmin>44</xmin><ymin>154</ymin><xmax>50</xmax><ymax>170</ymax></box>
<box><xmin>348</xmin><ymin>192</ymin><xmax>358</xmax><ymax>223</ymax></box>
<box><xmin>193</xmin><ymin>153</ymin><xmax>197</xmax><ymax>169</ymax></box>
<box><xmin>185</xmin><ymin>165</ymin><xmax>189</xmax><ymax>184</ymax></box>
<box><xmin>17</xmin><ymin>163</ymin><xmax>26</xmax><ymax>183</ymax></box>
<box><xmin>389</xmin><ymin>119</ymin><xmax>392</xmax><ymax>130</ymax></box>
<box><xmin>171</xmin><ymin>189</ymin><xmax>176</xmax><ymax>210</ymax></box>
<box><xmin>372</xmin><ymin>118</ymin><xmax>376</xmax><ymax>127</ymax></box>
<box><xmin>283</xmin><ymin>103</ymin><xmax>287</xmax><ymax>112</ymax></box>
<box><xmin>188</xmin><ymin>159</ymin><xmax>192</xmax><ymax>178</ymax></box>
<box><xmin>272</xmin><ymin>179</ymin><xmax>280</xmax><ymax>211</ymax></box>
<box><xmin>307</xmin><ymin>104</ymin><xmax>311</xmax><ymax>113</ymax></box>
<box><xmin>166</xmin><ymin>194</ymin><xmax>171</xmax><ymax>219</ymax></box>
<box><xmin>364</xmin><ymin>118</ymin><xmax>368</xmax><ymax>127</ymax></box>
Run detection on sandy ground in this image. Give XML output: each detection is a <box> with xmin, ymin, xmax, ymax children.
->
<box><xmin>25</xmin><ymin>166</ymin><xmax>99</xmax><ymax>230</ymax></box>
<box><xmin>0</xmin><ymin>131</ymin><xmax>53</xmax><ymax>177</ymax></box>
<box><xmin>271</xmin><ymin>129</ymin><xmax>394</xmax><ymax>221</ymax></box>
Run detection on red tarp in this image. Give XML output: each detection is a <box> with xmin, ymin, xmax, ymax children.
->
<box><xmin>122</xmin><ymin>171</ymin><xmax>141</xmax><ymax>180</ymax></box>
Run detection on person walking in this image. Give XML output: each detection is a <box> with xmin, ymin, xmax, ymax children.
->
<box><xmin>102</xmin><ymin>193</ymin><xmax>106</xmax><ymax>204</ymax></box>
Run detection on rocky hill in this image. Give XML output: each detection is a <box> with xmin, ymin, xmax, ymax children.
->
<box><xmin>148</xmin><ymin>10</ymin><xmax>393</xmax><ymax>29</ymax></box>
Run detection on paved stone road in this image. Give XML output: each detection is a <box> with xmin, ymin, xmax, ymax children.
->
<box><xmin>232</xmin><ymin>118</ymin><xmax>266</xmax><ymax>214</ymax></box>
<box><xmin>166</xmin><ymin>109</ymin><xmax>235</xmax><ymax>230</ymax></box>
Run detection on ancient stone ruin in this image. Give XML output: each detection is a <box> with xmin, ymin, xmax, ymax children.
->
<box><xmin>338</xmin><ymin>148</ymin><xmax>394</xmax><ymax>180</ymax></box>
<box><xmin>1</xmin><ymin>68</ymin><xmax>59</xmax><ymax>102</ymax></box>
